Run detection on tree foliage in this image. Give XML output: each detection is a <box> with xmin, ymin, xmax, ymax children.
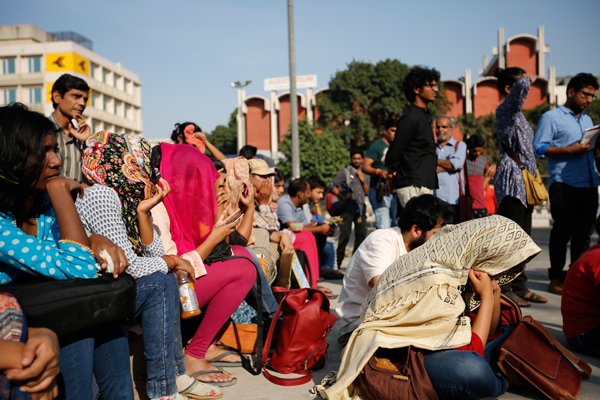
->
<box><xmin>279</xmin><ymin>119</ymin><xmax>349</xmax><ymax>184</ymax></box>
<box><xmin>586</xmin><ymin>99</ymin><xmax>600</xmax><ymax>124</ymax></box>
<box><xmin>316</xmin><ymin>59</ymin><xmax>451</xmax><ymax>149</ymax></box>
<box><xmin>207</xmin><ymin>108</ymin><xmax>238</xmax><ymax>156</ymax></box>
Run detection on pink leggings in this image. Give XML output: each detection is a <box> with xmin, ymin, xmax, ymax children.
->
<box><xmin>185</xmin><ymin>245</ymin><xmax>256</xmax><ymax>359</ymax></box>
<box><xmin>293</xmin><ymin>231</ymin><xmax>319</xmax><ymax>287</ymax></box>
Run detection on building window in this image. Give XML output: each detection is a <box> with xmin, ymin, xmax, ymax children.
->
<box><xmin>29</xmin><ymin>87</ymin><xmax>42</xmax><ymax>103</ymax></box>
<box><xmin>2</xmin><ymin>89</ymin><xmax>16</xmax><ymax>104</ymax></box>
<box><xmin>2</xmin><ymin>58</ymin><xmax>15</xmax><ymax>74</ymax></box>
<box><xmin>113</xmin><ymin>75</ymin><xmax>118</xmax><ymax>88</ymax></box>
<box><xmin>91</xmin><ymin>119</ymin><xmax>98</xmax><ymax>134</ymax></box>
<box><xmin>103</xmin><ymin>95</ymin><xmax>108</xmax><ymax>111</ymax></box>
<box><xmin>102</xmin><ymin>69</ymin><xmax>107</xmax><ymax>84</ymax></box>
<box><xmin>114</xmin><ymin>100</ymin><xmax>118</xmax><ymax>115</ymax></box>
<box><xmin>123</xmin><ymin>79</ymin><xmax>129</xmax><ymax>93</ymax></box>
<box><xmin>90</xmin><ymin>63</ymin><xmax>97</xmax><ymax>79</ymax></box>
<box><xmin>27</xmin><ymin>57</ymin><xmax>41</xmax><ymax>73</ymax></box>
<box><xmin>124</xmin><ymin>104</ymin><xmax>130</xmax><ymax>119</ymax></box>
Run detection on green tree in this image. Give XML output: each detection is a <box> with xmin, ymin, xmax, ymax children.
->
<box><xmin>586</xmin><ymin>99</ymin><xmax>600</xmax><ymax>124</ymax></box>
<box><xmin>207</xmin><ymin>108</ymin><xmax>238</xmax><ymax>156</ymax></box>
<box><xmin>316</xmin><ymin>59</ymin><xmax>451</xmax><ymax>149</ymax></box>
<box><xmin>279</xmin><ymin>119</ymin><xmax>349</xmax><ymax>184</ymax></box>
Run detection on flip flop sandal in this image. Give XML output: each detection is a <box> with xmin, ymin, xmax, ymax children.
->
<box><xmin>179</xmin><ymin>377</ymin><xmax>223</xmax><ymax>399</ymax></box>
<box><xmin>515</xmin><ymin>290</ymin><xmax>548</xmax><ymax>304</ymax></box>
<box><xmin>189</xmin><ymin>368</ymin><xmax>237</xmax><ymax>388</ymax></box>
<box><xmin>206</xmin><ymin>350</ymin><xmax>243</xmax><ymax>367</ymax></box>
<box><xmin>504</xmin><ymin>290</ymin><xmax>531</xmax><ymax>308</ymax></box>
<box><xmin>317</xmin><ymin>286</ymin><xmax>333</xmax><ymax>294</ymax></box>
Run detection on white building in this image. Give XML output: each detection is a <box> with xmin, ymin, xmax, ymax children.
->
<box><xmin>0</xmin><ymin>24</ymin><xmax>143</xmax><ymax>136</ymax></box>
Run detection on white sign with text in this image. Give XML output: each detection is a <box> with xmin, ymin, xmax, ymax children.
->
<box><xmin>264</xmin><ymin>75</ymin><xmax>317</xmax><ymax>91</ymax></box>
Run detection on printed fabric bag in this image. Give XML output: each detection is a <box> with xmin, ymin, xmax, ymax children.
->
<box><xmin>497</xmin><ymin>316</ymin><xmax>591</xmax><ymax>400</ymax></box>
<box><xmin>356</xmin><ymin>346</ymin><xmax>438</xmax><ymax>400</ymax></box>
<box><xmin>262</xmin><ymin>288</ymin><xmax>337</xmax><ymax>386</ymax></box>
<box><xmin>501</xmin><ymin>142</ymin><xmax>548</xmax><ymax>205</ymax></box>
<box><xmin>2</xmin><ymin>273</ymin><xmax>136</xmax><ymax>338</ymax></box>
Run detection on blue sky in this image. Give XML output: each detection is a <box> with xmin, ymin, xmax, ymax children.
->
<box><xmin>3</xmin><ymin>0</ymin><xmax>599</xmax><ymax>139</ymax></box>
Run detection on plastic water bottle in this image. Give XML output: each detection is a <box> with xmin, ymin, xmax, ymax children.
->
<box><xmin>176</xmin><ymin>270</ymin><xmax>201</xmax><ymax>319</ymax></box>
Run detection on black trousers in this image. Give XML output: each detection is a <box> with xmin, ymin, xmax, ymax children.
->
<box><xmin>497</xmin><ymin>196</ymin><xmax>532</xmax><ymax>293</ymax></box>
<box><xmin>548</xmin><ymin>182</ymin><xmax>598</xmax><ymax>280</ymax></box>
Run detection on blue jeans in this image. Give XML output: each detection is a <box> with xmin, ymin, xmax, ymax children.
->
<box><xmin>245</xmin><ymin>250</ymin><xmax>280</xmax><ymax>322</ymax></box>
<box><xmin>135</xmin><ymin>272</ymin><xmax>186</xmax><ymax>398</ymax></box>
<box><xmin>423</xmin><ymin>325</ymin><xmax>513</xmax><ymax>400</ymax></box>
<box><xmin>57</xmin><ymin>324</ymin><xmax>134</xmax><ymax>400</ymax></box>
<box><xmin>368</xmin><ymin>188</ymin><xmax>397</xmax><ymax>229</ymax></box>
<box><xmin>319</xmin><ymin>241</ymin><xmax>336</xmax><ymax>270</ymax></box>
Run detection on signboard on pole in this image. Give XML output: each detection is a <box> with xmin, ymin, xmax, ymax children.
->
<box><xmin>264</xmin><ymin>74</ymin><xmax>317</xmax><ymax>91</ymax></box>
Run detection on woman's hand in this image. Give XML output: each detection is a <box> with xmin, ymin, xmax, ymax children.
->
<box><xmin>255</xmin><ymin>179</ymin><xmax>272</xmax><ymax>206</ymax></box>
<box><xmin>239</xmin><ymin>184</ymin><xmax>255</xmax><ymax>210</ymax></box>
<box><xmin>90</xmin><ymin>234</ymin><xmax>129</xmax><ymax>278</ymax></box>
<box><xmin>46</xmin><ymin>176</ymin><xmax>84</xmax><ymax>200</ymax></box>
<box><xmin>279</xmin><ymin>232</ymin><xmax>294</xmax><ymax>253</ymax></box>
<box><xmin>469</xmin><ymin>269</ymin><xmax>493</xmax><ymax>299</ymax></box>
<box><xmin>5</xmin><ymin>328</ymin><xmax>60</xmax><ymax>396</ymax></box>
<box><xmin>211</xmin><ymin>210</ymin><xmax>240</xmax><ymax>242</ymax></box>
<box><xmin>214</xmin><ymin>172</ymin><xmax>229</xmax><ymax>206</ymax></box>
<box><xmin>172</xmin><ymin>256</ymin><xmax>196</xmax><ymax>282</ymax></box>
<box><xmin>137</xmin><ymin>178</ymin><xmax>170</xmax><ymax>215</ymax></box>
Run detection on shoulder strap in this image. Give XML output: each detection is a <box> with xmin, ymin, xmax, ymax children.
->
<box><xmin>521</xmin><ymin>316</ymin><xmax>592</xmax><ymax>379</ymax></box>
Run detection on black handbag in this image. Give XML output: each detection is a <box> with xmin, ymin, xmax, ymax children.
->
<box><xmin>2</xmin><ymin>273</ymin><xmax>136</xmax><ymax>338</ymax></box>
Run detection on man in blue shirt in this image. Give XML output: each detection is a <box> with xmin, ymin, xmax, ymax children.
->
<box><xmin>434</xmin><ymin>115</ymin><xmax>466</xmax><ymax>224</ymax></box>
<box><xmin>533</xmin><ymin>73</ymin><xmax>600</xmax><ymax>295</ymax></box>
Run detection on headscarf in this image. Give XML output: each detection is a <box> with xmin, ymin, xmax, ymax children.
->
<box><xmin>159</xmin><ymin>143</ymin><xmax>220</xmax><ymax>252</ymax></box>
<box><xmin>82</xmin><ymin>131</ymin><xmax>155</xmax><ymax>253</ymax></box>
<box><xmin>324</xmin><ymin>215</ymin><xmax>541</xmax><ymax>400</ymax></box>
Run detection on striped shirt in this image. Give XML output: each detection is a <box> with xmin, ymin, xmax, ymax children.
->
<box><xmin>48</xmin><ymin>113</ymin><xmax>83</xmax><ymax>183</ymax></box>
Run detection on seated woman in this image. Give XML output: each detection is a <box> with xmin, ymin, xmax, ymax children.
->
<box><xmin>76</xmin><ymin>131</ymin><xmax>223</xmax><ymax>399</ymax></box>
<box><xmin>150</xmin><ymin>143</ymin><xmax>256</xmax><ymax>385</ymax></box>
<box><xmin>324</xmin><ymin>215</ymin><xmax>542</xmax><ymax>400</ymax></box>
<box><xmin>0</xmin><ymin>104</ymin><xmax>134</xmax><ymax>400</ymax></box>
<box><xmin>171</xmin><ymin>122</ymin><xmax>226</xmax><ymax>162</ymax></box>
<box><xmin>1</xmin><ymin>293</ymin><xmax>59</xmax><ymax>400</ymax></box>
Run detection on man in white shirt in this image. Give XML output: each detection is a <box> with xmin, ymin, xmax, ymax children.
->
<box><xmin>336</xmin><ymin>194</ymin><xmax>454</xmax><ymax>343</ymax></box>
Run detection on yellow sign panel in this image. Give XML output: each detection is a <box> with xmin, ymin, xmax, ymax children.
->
<box><xmin>46</xmin><ymin>82</ymin><xmax>92</xmax><ymax>105</ymax></box>
<box><xmin>45</xmin><ymin>52</ymin><xmax>90</xmax><ymax>76</ymax></box>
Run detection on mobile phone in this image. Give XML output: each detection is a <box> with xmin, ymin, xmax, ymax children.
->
<box><xmin>243</xmin><ymin>185</ymin><xmax>249</xmax><ymax>198</ymax></box>
<box><xmin>225</xmin><ymin>210</ymin><xmax>244</xmax><ymax>224</ymax></box>
<box><xmin>71</xmin><ymin>118</ymin><xmax>79</xmax><ymax>130</ymax></box>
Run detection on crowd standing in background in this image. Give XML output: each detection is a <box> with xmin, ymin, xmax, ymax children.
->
<box><xmin>1</xmin><ymin>68</ymin><xmax>599</xmax><ymax>400</ymax></box>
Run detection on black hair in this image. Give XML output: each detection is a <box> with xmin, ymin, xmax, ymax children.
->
<box><xmin>171</xmin><ymin>122</ymin><xmax>202</xmax><ymax>143</ymax></box>
<box><xmin>212</xmin><ymin>158</ymin><xmax>226</xmax><ymax>172</ymax></box>
<box><xmin>384</xmin><ymin>118</ymin><xmax>398</xmax><ymax>130</ymax></box>
<box><xmin>0</xmin><ymin>103</ymin><xmax>55</xmax><ymax>220</ymax></box>
<box><xmin>398</xmin><ymin>194</ymin><xmax>454</xmax><ymax>232</ymax></box>
<box><xmin>274</xmin><ymin>168</ymin><xmax>285</xmax><ymax>184</ymax></box>
<box><xmin>288</xmin><ymin>178</ymin><xmax>308</xmax><ymax>197</ymax></box>
<box><xmin>239</xmin><ymin>145</ymin><xmax>257</xmax><ymax>160</ymax></box>
<box><xmin>466</xmin><ymin>134</ymin><xmax>485</xmax><ymax>149</ymax></box>
<box><xmin>403</xmin><ymin>66</ymin><xmax>441</xmax><ymax>103</ymax></box>
<box><xmin>307</xmin><ymin>177</ymin><xmax>325</xmax><ymax>190</ymax></box>
<box><xmin>494</xmin><ymin>67</ymin><xmax>526</xmax><ymax>93</ymax></box>
<box><xmin>51</xmin><ymin>74</ymin><xmax>90</xmax><ymax>109</ymax></box>
<box><xmin>350</xmin><ymin>148</ymin><xmax>363</xmax><ymax>158</ymax></box>
<box><xmin>567</xmin><ymin>73</ymin><xmax>599</xmax><ymax>94</ymax></box>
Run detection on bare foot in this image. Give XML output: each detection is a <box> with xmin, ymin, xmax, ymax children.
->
<box><xmin>184</xmin><ymin>353</ymin><xmax>236</xmax><ymax>383</ymax></box>
<box><xmin>205</xmin><ymin>344</ymin><xmax>242</xmax><ymax>363</ymax></box>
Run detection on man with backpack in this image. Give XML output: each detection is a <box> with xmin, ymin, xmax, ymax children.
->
<box><xmin>329</xmin><ymin>149</ymin><xmax>370</xmax><ymax>269</ymax></box>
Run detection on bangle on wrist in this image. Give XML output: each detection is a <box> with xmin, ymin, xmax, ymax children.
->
<box><xmin>165</xmin><ymin>254</ymin><xmax>177</xmax><ymax>270</ymax></box>
<box><xmin>375</xmin><ymin>168</ymin><xmax>380</xmax><ymax>177</ymax></box>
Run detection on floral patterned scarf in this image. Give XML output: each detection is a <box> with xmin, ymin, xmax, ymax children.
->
<box><xmin>81</xmin><ymin>131</ymin><xmax>155</xmax><ymax>253</ymax></box>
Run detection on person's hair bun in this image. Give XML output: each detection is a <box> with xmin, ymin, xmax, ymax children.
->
<box><xmin>493</xmin><ymin>68</ymin><xmax>504</xmax><ymax>78</ymax></box>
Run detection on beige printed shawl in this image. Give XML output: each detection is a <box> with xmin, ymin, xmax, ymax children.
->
<box><xmin>324</xmin><ymin>215</ymin><xmax>541</xmax><ymax>400</ymax></box>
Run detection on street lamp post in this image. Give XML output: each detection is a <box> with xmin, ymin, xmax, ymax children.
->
<box><xmin>230</xmin><ymin>80</ymin><xmax>251</xmax><ymax>152</ymax></box>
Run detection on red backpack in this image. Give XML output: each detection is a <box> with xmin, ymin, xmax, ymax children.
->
<box><xmin>262</xmin><ymin>288</ymin><xmax>337</xmax><ymax>386</ymax></box>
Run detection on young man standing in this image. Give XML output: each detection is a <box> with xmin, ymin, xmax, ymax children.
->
<box><xmin>330</xmin><ymin>149</ymin><xmax>370</xmax><ymax>269</ymax></box>
<box><xmin>335</xmin><ymin>194</ymin><xmax>454</xmax><ymax>344</ymax></box>
<box><xmin>533</xmin><ymin>73</ymin><xmax>600</xmax><ymax>295</ymax></box>
<box><xmin>386</xmin><ymin>66</ymin><xmax>440</xmax><ymax>211</ymax></box>
<box><xmin>49</xmin><ymin>74</ymin><xmax>91</xmax><ymax>182</ymax></box>
<box><xmin>363</xmin><ymin>118</ymin><xmax>398</xmax><ymax>229</ymax></box>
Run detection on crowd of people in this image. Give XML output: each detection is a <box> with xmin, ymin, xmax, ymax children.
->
<box><xmin>0</xmin><ymin>66</ymin><xmax>598</xmax><ymax>400</ymax></box>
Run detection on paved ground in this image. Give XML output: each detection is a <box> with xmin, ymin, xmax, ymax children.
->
<box><xmin>219</xmin><ymin>227</ymin><xmax>600</xmax><ymax>400</ymax></box>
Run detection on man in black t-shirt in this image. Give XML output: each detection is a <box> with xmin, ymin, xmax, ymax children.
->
<box><xmin>385</xmin><ymin>66</ymin><xmax>440</xmax><ymax>212</ymax></box>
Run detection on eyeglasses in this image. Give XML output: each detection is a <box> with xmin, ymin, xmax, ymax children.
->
<box><xmin>580</xmin><ymin>90</ymin><xmax>597</xmax><ymax>100</ymax></box>
<box><xmin>423</xmin><ymin>83</ymin><xmax>439</xmax><ymax>89</ymax></box>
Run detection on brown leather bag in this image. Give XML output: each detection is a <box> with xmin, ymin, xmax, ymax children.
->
<box><xmin>497</xmin><ymin>316</ymin><xmax>591</xmax><ymax>400</ymax></box>
<box><xmin>357</xmin><ymin>346</ymin><xmax>438</xmax><ymax>400</ymax></box>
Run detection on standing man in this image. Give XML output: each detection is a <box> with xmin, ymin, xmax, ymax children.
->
<box><xmin>49</xmin><ymin>74</ymin><xmax>91</xmax><ymax>182</ymax></box>
<box><xmin>330</xmin><ymin>149</ymin><xmax>370</xmax><ymax>268</ymax></box>
<box><xmin>385</xmin><ymin>66</ymin><xmax>440</xmax><ymax>211</ymax></box>
<box><xmin>363</xmin><ymin>118</ymin><xmax>398</xmax><ymax>229</ymax></box>
<box><xmin>434</xmin><ymin>115</ymin><xmax>466</xmax><ymax>223</ymax></box>
<box><xmin>533</xmin><ymin>73</ymin><xmax>600</xmax><ymax>295</ymax></box>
